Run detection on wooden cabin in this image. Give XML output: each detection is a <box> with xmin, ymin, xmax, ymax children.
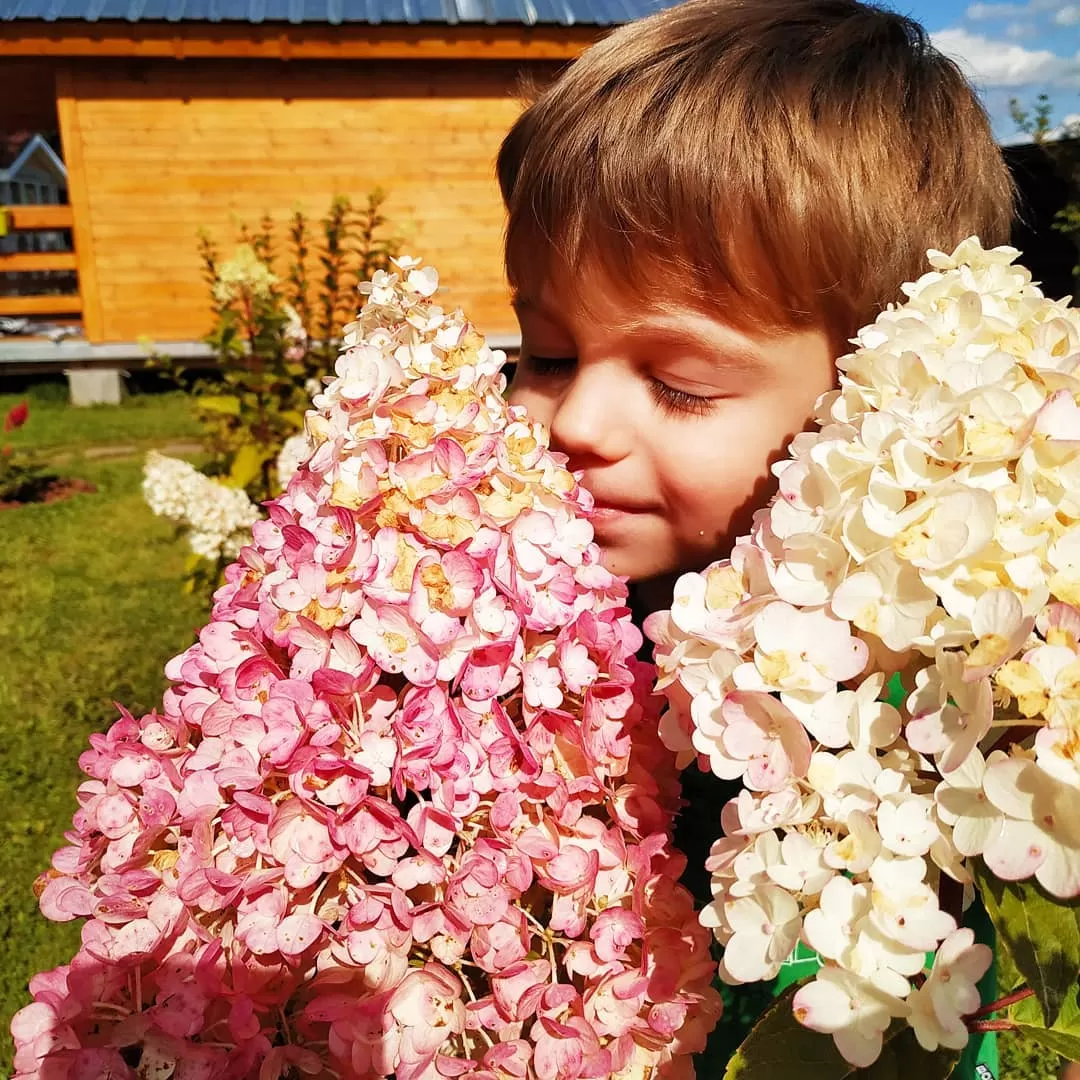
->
<box><xmin>0</xmin><ymin>0</ymin><xmax>643</xmax><ymax>349</ymax></box>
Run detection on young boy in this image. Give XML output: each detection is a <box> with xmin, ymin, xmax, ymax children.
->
<box><xmin>498</xmin><ymin>0</ymin><xmax>1015</xmax><ymax>1069</ymax></box>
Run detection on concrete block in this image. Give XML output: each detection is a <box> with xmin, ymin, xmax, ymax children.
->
<box><xmin>67</xmin><ymin>367</ymin><xmax>124</xmax><ymax>407</ymax></box>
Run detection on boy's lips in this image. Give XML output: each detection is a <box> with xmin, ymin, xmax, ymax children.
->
<box><xmin>587</xmin><ymin>493</ymin><xmax>655</xmax><ymax>516</ymax></box>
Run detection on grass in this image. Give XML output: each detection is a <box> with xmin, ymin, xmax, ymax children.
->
<box><xmin>0</xmin><ymin>391</ymin><xmax>209</xmax><ymax>1075</ymax></box>
<box><xmin>0</xmin><ymin>384</ymin><xmax>201</xmax><ymax>454</ymax></box>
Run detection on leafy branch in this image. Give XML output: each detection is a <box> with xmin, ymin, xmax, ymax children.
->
<box><xmin>148</xmin><ymin>192</ymin><xmax>402</xmax><ymax>588</ymax></box>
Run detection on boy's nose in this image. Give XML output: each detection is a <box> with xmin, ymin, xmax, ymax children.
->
<box><xmin>548</xmin><ymin>367</ymin><xmax>633</xmax><ymax>465</ymax></box>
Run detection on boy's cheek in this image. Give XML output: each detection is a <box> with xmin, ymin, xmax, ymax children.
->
<box><xmin>673</xmin><ymin>476</ymin><xmax>774</xmax><ymax>567</ymax></box>
<box><xmin>663</xmin><ymin>408</ymin><xmax>802</xmax><ymax>562</ymax></box>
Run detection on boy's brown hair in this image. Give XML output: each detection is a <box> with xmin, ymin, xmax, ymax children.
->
<box><xmin>497</xmin><ymin>0</ymin><xmax>1015</xmax><ymax>342</ymax></box>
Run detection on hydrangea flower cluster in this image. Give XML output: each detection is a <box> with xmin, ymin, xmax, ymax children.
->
<box><xmin>143</xmin><ymin>451</ymin><xmax>262</xmax><ymax>562</ymax></box>
<box><xmin>646</xmin><ymin>238</ymin><xmax>1080</xmax><ymax>1067</ymax></box>
<box><xmin>15</xmin><ymin>258</ymin><xmax>720</xmax><ymax>1080</ymax></box>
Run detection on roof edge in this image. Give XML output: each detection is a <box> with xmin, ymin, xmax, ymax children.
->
<box><xmin>0</xmin><ymin>19</ymin><xmax>602</xmax><ymax>56</ymax></box>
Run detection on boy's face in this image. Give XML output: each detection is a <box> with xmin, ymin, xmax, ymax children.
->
<box><xmin>508</xmin><ymin>275</ymin><xmax>837</xmax><ymax>583</ymax></box>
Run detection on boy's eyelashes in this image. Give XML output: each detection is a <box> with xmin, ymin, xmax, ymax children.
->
<box><xmin>646</xmin><ymin>377</ymin><xmax>716</xmax><ymax>418</ymax></box>
<box><xmin>523</xmin><ymin>353</ymin><xmax>717</xmax><ymax>418</ymax></box>
<box><xmin>523</xmin><ymin>354</ymin><xmax>576</xmax><ymax>377</ymax></box>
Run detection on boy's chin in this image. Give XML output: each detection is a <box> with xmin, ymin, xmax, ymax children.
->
<box><xmin>597</xmin><ymin>542</ymin><xmax>676</xmax><ymax>585</ymax></box>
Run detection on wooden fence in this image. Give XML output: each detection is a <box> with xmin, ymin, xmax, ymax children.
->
<box><xmin>0</xmin><ymin>204</ymin><xmax>81</xmax><ymax>318</ymax></box>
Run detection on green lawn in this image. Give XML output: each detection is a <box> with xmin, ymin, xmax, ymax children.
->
<box><xmin>0</xmin><ymin>386</ymin><xmax>201</xmax><ymax>454</ymax></box>
<box><xmin>0</xmin><ymin>392</ymin><xmax>209</xmax><ymax>1075</ymax></box>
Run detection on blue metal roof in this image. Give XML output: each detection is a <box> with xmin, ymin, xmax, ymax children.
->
<box><xmin>0</xmin><ymin>0</ymin><xmax>654</xmax><ymax>24</ymax></box>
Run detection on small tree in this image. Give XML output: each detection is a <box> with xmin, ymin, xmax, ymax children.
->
<box><xmin>1010</xmin><ymin>93</ymin><xmax>1080</xmax><ymax>291</ymax></box>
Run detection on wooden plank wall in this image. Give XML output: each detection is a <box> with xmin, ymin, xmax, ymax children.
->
<box><xmin>58</xmin><ymin>57</ymin><xmax>561</xmax><ymax>344</ymax></box>
<box><xmin>56</xmin><ymin>67</ymin><xmax>105</xmax><ymax>340</ymax></box>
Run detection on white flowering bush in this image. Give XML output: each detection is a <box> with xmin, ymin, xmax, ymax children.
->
<box><xmin>144</xmin><ymin>438</ymin><xmax>313</xmax><ymax>566</ymax></box>
<box><xmin>647</xmin><ymin>239</ymin><xmax>1080</xmax><ymax>1075</ymax></box>
<box><xmin>276</xmin><ymin>432</ymin><xmax>313</xmax><ymax>491</ymax></box>
<box><xmin>143</xmin><ymin>452</ymin><xmax>263</xmax><ymax>562</ymax></box>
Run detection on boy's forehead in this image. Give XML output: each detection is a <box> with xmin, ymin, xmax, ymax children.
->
<box><xmin>511</xmin><ymin>281</ymin><xmax>798</xmax><ymax>372</ymax></box>
<box><xmin>509</xmin><ymin>263</ymin><xmax>580</xmax><ymax>312</ymax></box>
<box><xmin>510</xmin><ymin>263</ymin><xmax>664</xmax><ymax>322</ymax></box>
<box><xmin>506</xmin><ymin>237</ymin><xmax>840</xmax><ymax>349</ymax></box>
<box><xmin>511</xmin><ymin>246</ymin><xmax>765</xmax><ymax>325</ymax></box>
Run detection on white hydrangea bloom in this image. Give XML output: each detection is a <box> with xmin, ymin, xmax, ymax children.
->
<box><xmin>793</xmin><ymin>967</ymin><xmax>910</xmax><ymax>1068</ymax></box>
<box><xmin>908</xmin><ymin>928</ymin><xmax>992</xmax><ymax>1053</ymax></box>
<box><xmin>647</xmin><ymin>239</ymin><xmax>1080</xmax><ymax>1068</ymax></box>
<box><xmin>704</xmin><ymin>883</ymin><xmax>802</xmax><ymax>984</ymax></box>
<box><xmin>143</xmin><ymin>452</ymin><xmax>260</xmax><ymax>562</ymax></box>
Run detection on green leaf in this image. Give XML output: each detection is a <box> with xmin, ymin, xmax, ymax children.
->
<box><xmin>197</xmin><ymin>394</ymin><xmax>242</xmax><ymax>416</ymax></box>
<box><xmin>228</xmin><ymin>444</ymin><xmax>264</xmax><ymax>490</ymax></box>
<box><xmin>975</xmin><ymin>860</ymin><xmax>1080</xmax><ymax>1026</ymax></box>
<box><xmin>996</xmin><ymin>928</ymin><xmax>1025</xmax><ymax>995</ymax></box>
<box><xmin>1010</xmin><ymin>982</ymin><xmax>1080</xmax><ymax>1062</ymax></box>
<box><xmin>723</xmin><ymin>987</ymin><xmax>960</xmax><ymax>1080</ymax></box>
<box><xmin>1019</xmin><ymin>1026</ymin><xmax>1080</xmax><ymax>1061</ymax></box>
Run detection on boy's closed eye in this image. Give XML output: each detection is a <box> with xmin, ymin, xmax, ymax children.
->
<box><xmin>522</xmin><ymin>352</ymin><xmax>720</xmax><ymax>418</ymax></box>
<box><xmin>522</xmin><ymin>353</ymin><xmax>576</xmax><ymax>377</ymax></box>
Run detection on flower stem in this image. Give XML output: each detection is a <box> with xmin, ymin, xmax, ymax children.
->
<box><xmin>968</xmin><ymin>985</ymin><xmax>1035</xmax><ymax>1020</ymax></box>
<box><xmin>967</xmin><ymin>1018</ymin><xmax>1018</xmax><ymax>1033</ymax></box>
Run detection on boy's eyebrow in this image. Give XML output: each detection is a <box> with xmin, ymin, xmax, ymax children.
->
<box><xmin>621</xmin><ymin>321</ymin><xmax>771</xmax><ymax>374</ymax></box>
<box><xmin>511</xmin><ymin>293</ymin><xmax>773</xmax><ymax>374</ymax></box>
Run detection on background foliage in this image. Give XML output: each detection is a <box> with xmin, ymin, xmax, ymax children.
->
<box><xmin>148</xmin><ymin>191</ymin><xmax>401</xmax><ymax>592</ymax></box>
<box><xmin>1010</xmin><ymin>93</ymin><xmax>1080</xmax><ymax>291</ymax></box>
<box><xmin>173</xmin><ymin>191</ymin><xmax>401</xmax><ymax>502</ymax></box>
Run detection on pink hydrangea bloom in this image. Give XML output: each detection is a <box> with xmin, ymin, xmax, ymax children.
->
<box><xmin>13</xmin><ymin>261</ymin><xmax>720</xmax><ymax>1080</ymax></box>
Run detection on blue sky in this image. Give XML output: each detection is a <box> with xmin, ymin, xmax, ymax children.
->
<box><xmin>890</xmin><ymin>0</ymin><xmax>1079</xmax><ymax>141</ymax></box>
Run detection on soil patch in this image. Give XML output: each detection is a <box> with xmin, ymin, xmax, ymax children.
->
<box><xmin>0</xmin><ymin>476</ymin><xmax>97</xmax><ymax>510</ymax></box>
